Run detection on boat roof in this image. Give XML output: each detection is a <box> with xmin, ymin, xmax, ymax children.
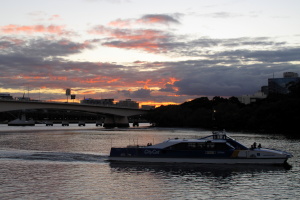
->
<box><xmin>146</xmin><ymin>130</ymin><xmax>236</xmax><ymax>149</ymax></box>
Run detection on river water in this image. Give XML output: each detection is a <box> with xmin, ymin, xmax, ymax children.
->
<box><xmin>0</xmin><ymin>124</ymin><xmax>299</xmax><ymax>200</ymax></box>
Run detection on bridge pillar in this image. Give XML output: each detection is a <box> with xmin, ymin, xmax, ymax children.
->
<box><xmin>103</xmin><ymin>115</ymin><xmax>129</xmax><ymax>128</ymax></box>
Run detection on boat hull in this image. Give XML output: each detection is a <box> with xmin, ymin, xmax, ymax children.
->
<box><xmin>108</xmin><ymin>157</ymin><xmax>287</xmax><ymax>164</ymax></box>
<box><xmin>8</xmin><ymin>124</ymin><xmax>35</xmax><ymax>126</ymax></box>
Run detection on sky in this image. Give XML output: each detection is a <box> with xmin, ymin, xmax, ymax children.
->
<box><xmin>1</xmin><ymin>0</ymin><xmax>300</xmax><ymax>106</ymax></box>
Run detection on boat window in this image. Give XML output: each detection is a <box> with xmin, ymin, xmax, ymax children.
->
<box><xmin>166</xmin><ymin>143</ymin><xmax>188</xmax><ymax>150</ymax></box>
<box><xmin>165</xmin><ymin>142</ymin><xmax>233</xmax><ymax>151</ymax></box>
<box><xmin>188</xmin><ymin>143</ymin><xmax>196</xmax><ymax>148</ymax></box>
<box><xmin>206</xmin><ymin>143</ymin><xmax>215</xmax><ymax>149</ymax></box>
<box><xmin>226</xmin><ymin>141</ymin><xmax>248</xmax><ymax>150</ymax></box>
<box><xmin>214</xmin><ymin>143</ymin><xmax>234</xmax><ymax>150</ymax></box>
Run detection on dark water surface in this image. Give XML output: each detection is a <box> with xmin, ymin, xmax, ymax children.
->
<box><xmin>0</xmin><ymin>124</ymin><xmax>299</xmax><ymax>199</ymax></box>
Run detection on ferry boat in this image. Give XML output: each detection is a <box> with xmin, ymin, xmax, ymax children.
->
<box><xmin>109</xmin><ymin>131</ymin><xmax>293</xmax><ymax>164</ymax></box>
<box><xmin>8</xmin><ymin>114</ymin><xmax>35</xmax><ymax>126</ymax></box>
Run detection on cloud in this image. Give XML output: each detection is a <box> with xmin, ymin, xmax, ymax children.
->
<box><xmin>90</xmin><ymin>25</ymin><xmax>171</xmax><ymax>53</ymax></box>
<box><xmin>161</xmin><ymin>37</ymin><xmax>289</xmax><ymax>57</ymax></box>
<box><xmin>196</xmin><ymin>11</ymin><xmax>260</xmax><ymax>19</ymax></box>
<box><xmin>159</xmin><ymin>55</ymin><xmax>300</xmax><ymax>97</ymax></box>
<box><xmin>88</xmin><ymin>14</ymin><xmax>181</xmax><ymax>53</ymax></box>
<box><xmin>91</xmin><ymin>18</ymin><xmax>290</xmax><ymax>55</ymax></box>
<box><xmin>89</xmin><ymin>25</ymin><xmax>168</xmax><ymax>40</ymax></box>
<box><xmin>108</xmin><ymin>19</ymin><xmax>133</xmax><ymax>27</ymax></box>
<box><xmin>217</xmin><ymin>48</ymin><xmax>300</xmax><ymax>63</ymax></box>
<box><xmin>108</xmin><ymin>14</ymin><xmax>180</xmax><ymax>27</ymax></box>
<box><xmin>0</xmin><ymin>24</ymin><xmax>71</xmax><ymax>35</ymax></box>
<box><xmin>103</xmin><ymin>39</ymin><xmax>165</xmax><ymax>53</ymax></box>
<box><xmin>118</xmin><ymin>88</ymin><xmax>152</xmax><ymax>99</ymax></box>
<box><xmin>1</xmin><ymin>45</ymin><xmax>299</xmax><ymax>103</ymax></box>
<box><xmin>159</xmin><ymin>77</ymin><xmax>180</xmax><ymax>92</ymax></box>
<box><xmin>208</xmin><ymin>12</ymin><xmax>243</xmax><ymax>18</ymax></box>
<box><xmin>1</xmin><ymin>36</ymin><xmax>96</xmax><ymax>57</ymax></box>
<box><xmin>131</xmin><ymin>88</ymin><xmax>152</xmax><ymax>98</ymax></box>
<box><xmin>48</xmin><ymin>15</ymin><xmax>62</xmax><ymax>21</ymax></box>
<box><xmin>173</xmin><ymin>66</ymin><xmax>256</xmax><ymax>96</ymax></box>
<box><xmin>138</xmin><ymin>14</ymin><xmax>180</xmax><ymax>25</ymax></box>
<box><xmin>1</xmin><ymin>16</ymin><xmax>300</xmax><ymax>104</ymax></box>
<box><xmin>85</xmin><ymin>0</ymin><xmax>130</xmax><ymax>3</ymax></box>
<box><xmin>159</xmin><ymin>84</ymin><xmax>177</xmax><ymax>92</ymax></box>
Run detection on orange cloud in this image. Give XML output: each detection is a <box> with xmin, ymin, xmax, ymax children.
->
<box><xmin>0</xmin><ymin>24</ymin><xmax>68</xmax><ymax>35</ymax></box>
<box><xmin>157</xmin><ymin>77</ymin><xmax>180</xmax><ymax>86</ymax></box>
<box><xmin>80</xmin><ymin>90</ymin><xmax>97</xmax><ymax>95</ymax></box>
<box><xmin>10</xmin><ymin>75</ymin><xmax>47</xmax><ymax>81</ymax></box>
<box><xmin>24</xmin><ymin>76</ymin><xmax>45</xmax><ymax>80</ymax></box>
<box><xmin>136</xmin><ymin>79</ymin><xmax>152</xmax><ymax>87</ymax></box>
<box><xmin>167</xmin><ymin>77</ymin><xmax>180</xmax><ymax>85</ymax></box>
<box><xmin>107</xmin><ymin>78</ymin><xmax>120</xmax><ymax>83</ymax></box>
<box><xmin>68</xmin><ymin>76</ymin><xmax>121</xmax><ymax>85</ymax></box>
<box><xmin>134</xmin><ymin>78</ymin><xmax>180</xmax><ymax>89</ymax></box>
<box><xmin>50</xmin><ymin>76</ymin><xmax>68</xmax><ymax>81</ymax></box>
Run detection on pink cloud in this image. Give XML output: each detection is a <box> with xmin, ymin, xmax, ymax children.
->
<box><xmin>89</xmin><ymin>25</ymin><xmax>169</xmax><ymax>52</ymax></box>
<box><xmin>88</xmin><ymin>14</ymin><xmax>181</xmax><ymax>53</ymax></box>
<box><xmin>0</xmin><ymin>37</ymin><xmax>25</xmax><ymax>49</ymax></box>
<box><xmin>108</xmin><ymin>19</ymin><xmax>132</xmax><ymax>27</ymax></box>
<box><xmin>108</xmin><ymin>14</ymin><xmax>180</xmax><ymax>28</ymax></box>
<box><xmin>103</xmin><ymin>40</ymin><xmax>164</xmax><ymax>53</ymax></box>
<box><xmin>0</xmin><ymin>24</ymin><xmax>69</xmax><ymax>35</ymax></box>
<box><xmin>48</xmin><ymin>15</ymin><xmax>62</xmax><ymax>21</ymax></box>
<box><xmin>112</xmin><ymin>29</ymin><xmax>167</xmax><ymax>40</ymax></box>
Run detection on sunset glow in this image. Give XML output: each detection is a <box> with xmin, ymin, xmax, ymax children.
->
<box><xmin>0</xmin><ymin>0</ymin><xmax>300</xmax><ymax>107</ymax></box>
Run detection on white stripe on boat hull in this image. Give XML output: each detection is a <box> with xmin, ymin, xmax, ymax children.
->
<box><xmin>108</xmin><ymin>157</ymin><xmax>287</xmax><ymax>164</ymax></box>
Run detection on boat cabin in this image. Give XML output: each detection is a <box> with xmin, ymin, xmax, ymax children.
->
<box><xmin>146</xmin><ymin>131</ymin><xmax>248</xmax><ymax>151</ymax></box>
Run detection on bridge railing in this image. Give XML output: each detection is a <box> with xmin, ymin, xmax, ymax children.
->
<box><xmin>0</xmin><ymin>99</ymin><xmax>149</xmax><ymax>110</ymax></box>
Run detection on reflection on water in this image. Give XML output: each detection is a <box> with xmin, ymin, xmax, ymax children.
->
<box><xmin>109</xmin><ymin>162</ymin><xmax>291</xmax><ymax>177</ymax></box>
<box><xmin>0</xmin><ymin>124</ymin><xmax>299</xmax><ymax>200</ymax></box>
<box><xmin>0</xmin><ymin>149</ymin><xmax>105</xmax><ymax>163</ymax></box>
<box><xmin>108</xmin><ymin>162</ymin><xmax>295</xmax><ymax>200</ymax></box>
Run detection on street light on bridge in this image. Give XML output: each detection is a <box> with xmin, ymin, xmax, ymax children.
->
<box><xmin>66</xmin><ymin>88</ymin><xmax>71</xmax><ymax>103</ymax></box>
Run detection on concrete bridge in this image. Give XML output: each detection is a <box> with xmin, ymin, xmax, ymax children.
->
<box><xmin>0</xmin><ymin>100</ymin><xmax>149</xmax><ymax>127</ymax></box>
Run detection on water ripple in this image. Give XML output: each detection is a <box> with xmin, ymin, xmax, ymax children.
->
<box><xmin>0</xmin><ymin>150</ymin><xmax>107</xmax><ymax>163</ymax></box>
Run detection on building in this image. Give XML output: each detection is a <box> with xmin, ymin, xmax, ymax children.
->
<box><xmin>283</xmin><ymin>72</ymin><xmax>298</xmax><ymax>78</ymax></box>
<box><xmin>0</xmin><ymin>93</ymin><xmax>13</xmax><ymax>100</ymax></box>
<box><xmin>115</xmin><ymin>99</ymin><xmax>139</xmax><ymax>108</ymax></box>
<box><xmin>261</xmin><ymin>86</ymin><xmax>268</xmax><ymax>95</ymax></box>
<box><xmin>80</xmin><ymin>98</ymin><xmax>114</xmax><ymax>106</ymax></box>
<box><xmin>268</xmin><ymin>72</ymin><xmax>300</xmax><ymax>94</ymax></box>
<box><xmin>238</xmin><ymin>91</ymin><xmax>267</xmax><ymax>105</ymax></box>
<box><xmin>238</xmin><ymin>71</ymin><xmax>300</xmax><ymax>104</ymax></box>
